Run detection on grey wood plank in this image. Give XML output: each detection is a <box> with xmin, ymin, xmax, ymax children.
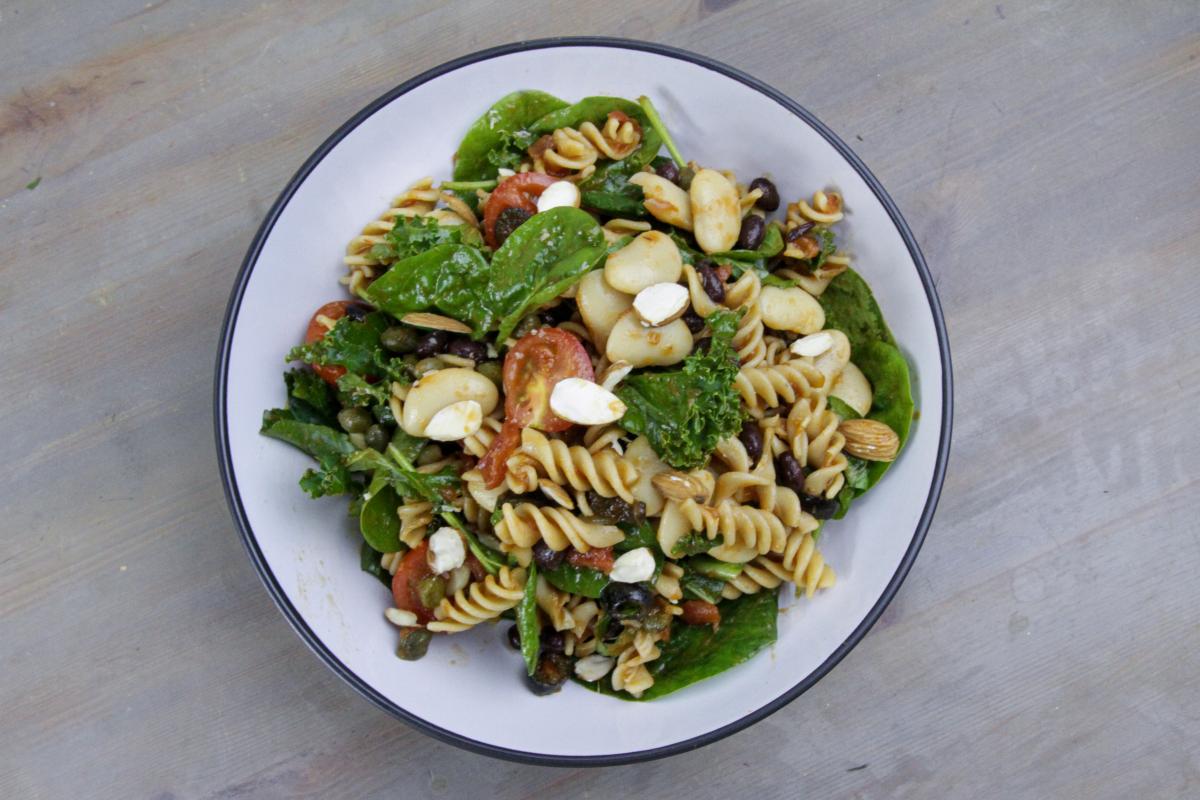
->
<box><xmin>1</xmin><ymin>0</ymin><xmax>1197</xmax><ymax>798</ymax></box>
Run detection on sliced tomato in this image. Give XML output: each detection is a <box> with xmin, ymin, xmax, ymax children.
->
<box><xmin>504</xmin><ymin>327</ymin><xmax>593</xmax><ymax>430</ymax></box>
<box><xmin>477</xmin><ymin>420</ymin><xmax>522</xmax><ymax>489</ymax></box>
<box><xmin>483</xmin><ymin>172</ymin><xmax>558</xmax><ymax>248</ymax></box>
<box><xmin>304</xmin><ymin>300</ymin><xmax>364</xmax><ymax>385</ymax></box>
<box><xmin>390</xmin><ymin>542</ymin><xmax>437</xmax><ymax>625</ymax></box>
<box><xmin>568</xmin><ymin>546</ymin><xmax>614</xmax><ymax>574</ymax></box>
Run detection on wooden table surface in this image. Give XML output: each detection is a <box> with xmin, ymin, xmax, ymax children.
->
<box><xmin>3</xmin><ymin>1</ymin><xmax>1197</xmax><ymax>797</ymax></box>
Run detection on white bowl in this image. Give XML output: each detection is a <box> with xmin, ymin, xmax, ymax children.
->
<box><xmin>215</xmin><ymin>38</ymin><xmax>952</xmax><ymax>764</ymax></box>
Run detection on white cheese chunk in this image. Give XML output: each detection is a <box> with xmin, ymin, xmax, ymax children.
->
<box><xmin>632</xmin><ymin>282</ymin><xmax>689</xmax><ymax>327</ymax></box>
<box><xmin>609</xmin><ymin>547</ymin><xmax>655</xmax><ymax>583</ymax></box>
<box><xmin>574</xmin><ymin>654</ymin><xmax>616</xmax><ymax>682</ymax></box>
<box><xmin>790</xmin><ymin>331</ymin><xmax>835</xmax><ymax>358</ymax></box>
<box><xmin>536</xmin><ymin>180</ymin><xmax>581</xmax><ymax>213</ymax></box>
<box><xmin>422</xmin><ymin>399</ymin><xmax>483</xmax><ymax>441</ymax></box>
<box><xmin>427</xmin><ymin>526</ymin><xmax>466</xmax><ymax>574</ymax></box>
<box><xmin>549</xmin><ymin>378</ymin><xmax>627</xmax><ymax>425</ymax></box>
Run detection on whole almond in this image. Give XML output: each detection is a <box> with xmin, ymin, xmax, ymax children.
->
<box><xmin>839</xmin><ymin>418</ymin><xmax>900</xmax><ymax>462</ymax></box>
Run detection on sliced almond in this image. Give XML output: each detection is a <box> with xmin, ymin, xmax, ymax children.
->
<box><xmin>385</xmin><ymin>607</ymin><xmax>419</xmax><ymax>627</ymax></box>
<box><xmin>652</xmin><ymin>470</ymin><xmax>707</xmax><ymax>502</ymax></box>
<box><xmin>839</xmin><ymin>418</ymin><xmax>900</xmax><ymax>462</ymax></box>
<box><xmin>632</xmin><ymin>282</ymin><xmax>689</xmax><ymax>327</ymax></box>
<box><xmin>598</xmin><ymin>360</ymin><xmax>633</xmax><ymax>392</ymax></box>
<box><xmin>401</xmin><ymin>312</ymin><xmax>472</xmax><ymax>334</ymax></box>
<box><xmin>549</xmin><ymin>378</ymin><xmax>627</xmax><ymax>425</ymax></box>
<box><xmin>790</xmin><ymin>331</ymin><xmax>835</xmax><ymax>358</ymax></box>
<box><xmin>536</xmin><ymin>180</ymin><xmax>582</xmax><ymax>213</ymax></box>
<box><xmin>422</xmin><ymin>399</ymin><xmax>484</xmax><ymax>441</ymax></box>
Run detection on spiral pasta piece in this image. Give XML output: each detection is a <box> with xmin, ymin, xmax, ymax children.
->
<box><xmin>530</xmin><ymin>127</ymin><xmax>598</xmax><ymax>182</ymax></box>
<box><xmin>511</xmin><ymin>428</ymin><xmax>640</xmax><ymax>503</ymax></box>
<box><xmin>669</xmin><ymin>498</ymin><xmax>788</xmax><ymax>562</ymax></box>
<box><xmin>426</xmin><ymin>567</ymin><xmax>526</xmax><ymax>632</ymax></box>
<box><xmin>735</xmin><ymin>359</ymin><xmax>827</xmax><ymax>412</ymax></box>
<box><xmin>655</xmin><ymin>561</ymin><xmax>684</xmax><ymax>603</ymax></box>
<box><xmin>721</xmin><ymin>556</ymin><xmax>790</xmax><ymax>599</ymax></box>
<box><xmin>723</xmin><ymin>271</ymin><xmax>767</xmax><ymax>367</ymax></box>
<box><xmin>611</xmin><ymin>628</ymin><xmax>663</xmax><ymax>698</ymax></box>
<box><xmin>773</xmin><ymin>252</ymin><xmax>850</xmax><ymax>297</ymax></box>
<box><xmin>536</xmin><ymin>576</ymin><xmax>575</xmax><ymax>632</ymax></box>
<box><xmin>379</xmin><ymin>551</ymin><xmax>404</xmax><ymax>576</ymax></box>
<box><xmin>579</xmin><ymin>113</ymin><xmax>642</xmax><ymax>160</ymax></box>
<box><xmin>790</xmin><ymin>190</ymin><xmax>844</xmax><ymax>225</ymax></box>
<box><xmin>344</xmin><ymin>177</ymin><xmax>440</xmax><ymax>269</ymax></box>
<box><xmin>583</xmin><ymin>423</ymin><xmax>625</xmax><ymax>455</ymax></box>
<box><xmin>495</xmin><ymin>502</ymin><xmax>625</xmax><ymax>553</ymax></box>
<box><xmin>777</xmin><ymin>530</ymin><xmax>836</xmax><ymax>597</ymax></box>
<box><xmin>785</xmin><ymin>393</ymin><xmax>849</xmax><ymax>499</ymax></box>
<box><xmin>396</xmin><ymin>500</ymin><xmax>434</xmax><ymax>548</ymax></box>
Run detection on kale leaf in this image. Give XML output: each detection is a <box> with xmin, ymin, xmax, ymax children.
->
<box><xmin>260</xmin><ymin>409</ymin><xmax>358</xmax><ymax>499</ymax></box>
<box><xmin>367</xmin><ymin>215</ymin><xmax>480</xmax><ymax>265</ymax></box>
<box><xmin>617</xmin><ymin>310</ymin><xmax>745</xmax><ymax>469</ymax></box>
<box><xmin>286</xmin><ymin>311</ymin><xmax>408</xmax><ymax>384</ymax></box>
<box><xmin>284</xmin><ymin>368</ymin><xmax>339</xmax><ymax>426</ymax></box>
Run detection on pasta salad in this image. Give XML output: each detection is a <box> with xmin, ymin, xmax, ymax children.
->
<box><xmin>261</xmin><ymin>91</ymin><xmax>913</xmax><ymax>699</ymax></box>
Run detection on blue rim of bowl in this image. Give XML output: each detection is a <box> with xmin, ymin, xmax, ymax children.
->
<box><xmin>214</xmin><ymin>36</ymin><xmax>953</xmax><ymax>766</ymax></box>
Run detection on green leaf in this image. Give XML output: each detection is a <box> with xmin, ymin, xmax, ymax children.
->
<box><xmin>25</xmin><ymin>176</ymin><xmax>41</xmax><ymax>190</ymax></box>
<box><xmin>284</xmin><ymin>368</ymin><xmax>339</xmax><ymax>426</ymax></box>
<box><xmin>637</xmin><ymin>95</ymin><xmax>684</xmax><ymax>167</ymax></box>
<box><xmin>685</xmin><ymin>555</ymin><xmax>742</xmax><ymax>582</ymax></box>
<box><xmin>529</xmin><ymin>96</ymin><xmax>663</xmax><ymax>190</ymax></box>
<box><xmin>260</xmin><ymin>411</ymin><xmax>355</xmax><ymax>461</ymax></box>
<box><xmin>388</xmin><ymin>427</ymin><xmax>428</xmax><ymax>463</ymax></box>
<box><xmin>614</xmin><ymin>519</ymin><xmax>656</xmax><ymax>553</ymax></box>
<box><xmin>363</xmin><ymin>244</ymin><xmax>494</xmax><ymax>335</ymax></box>
<box><xmin>817</xmin><ymin>268</ymin><xmax>897</xmax><ymax>352</ymax></box>
<box><xmin>670</xmin><ymin>532</ymin><xmax>718</xmax><ymax>557</ymax></box>
<box><xmin>360</xmin><ymin>474</ymin><xmax>402</xmax><ymax>552</ymax></box>
<box><xmin>453</xmin><ymin>90</ymin><xmax>569</xmax><ymax>182</ymax></box>
<box><xmin>855</xmin><ymin>340</ymin><xmax>913</xmax><ymax>489</ymax></box>
<box><xmin>360</xmin><ymin>540</ymin><xmax>395</xmax><ymax>588</ymax></box>
<box><xmin>680</xmin><ymin>572</ymin><xmax>725</xmax><ymax>604</ymax></box>
<box><xmin>517</xmin><ymin>564</ymin><xmax>540</xmax><ymax>676</ymax></box>
<box><xmin>489</xmin><ymin>207</ymin><xmax>607</xmax><ymax>342</ymax></box>
<box><xmin>670</xmin><ymin>224</ymin><xmax>785</xmax><ymax>280</ymax></box>
<box><xmin>286</xmin><ymin>312</ymin><xmax>407</xmax><ymax>383</ymax></box>
<box><xmin>581</xmin><ymin>590</ymin><xmax>779</xmax><ymax>700</ymax></box>
<box><xmin>368</xmin><ymin>215</ymin><xmax>474</xmax><ymax>265</ymax></box>
<box><xmin>336</xmin><ymin>373</ymin><xmax>396</xmax><ymax>424</ymax></box>
<box><xmin>345</xmin><ymin>445</ymin><xmax>459</xmax><ymax>508</ymax></box>
<box><xmin>826</xmin><ymin>396</ymin><xmax>861</xmax><ymax>421</ymax></box>
<box><xmin>617</xmin><ymin>310</ymin><xmax>745</xmax><ymax>469</ymax></box>
<box><xmin>541</xmin><ymin>562</ymin><xmax>608</xmax><ymax>598</ymax></box>
<box><xmin>844</xmin><ymin>455</ymin><xmax>870</xmax><ymax>492</ymax></box>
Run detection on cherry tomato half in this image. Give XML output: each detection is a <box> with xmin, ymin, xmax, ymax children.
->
<box><xmin>567</xmin><ymin>546</ymin><xmax>614</xmax><ymax>574</ymax></box>
<box><xmin>482</xmin><ymin>172</ymin><xmax>558</xmax><ymax>248</ymax></box>
<box><xmin>304</xmin><ymin>300</ymin><xmax>365</xmax><ymax>385</ymax></box>
<box><xmin>476</xmin><ymin>328</ymin><xmax>594</xmax><ymax>488</ymax></box>
<box><xmin>391</xmin><ymin>542</ymin><xmax>437</xmax><ymax>625</ymax></box>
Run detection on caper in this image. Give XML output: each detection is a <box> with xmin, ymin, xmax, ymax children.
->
<box><xmin>413</xmin><ymin>357</ymin><xmax>443</xmax><ymax>376</ymax></box>
<box><xmin>416</xmin><ymin>574</ymin><xmax>446</xmax><ymax>609</ymax></box>
<box><xmin>364</xmin><ymin>424</ymin><xmax>390</xmax><ymax>452</ymax></box>
<box><xmin>677</xmin><ymin>166</ymin><xmax>695</xmax><ymax>190</ymax></box>
<box><xmin>381</xmin><ymin>325</ymin><xmax>419</xmax><ymax>354</ymax></box>
<box><xmin>337</xmin><ymin>407</ymin><xmax>373</xmax><ymax>434</ymax></box>
<box><xmin>748</xmin><ymin>177</ymin><xmax>780</xmax><ymax>211</ymax></box>
<box><xmin>395</xmin><ymin>627</ymin><xmax>432</xmax><ymax>661</ymax></box>
<box><xmin>475</xmin><ymin>360</ymin><xmax>503</xmax><ymax>387</ymax></box>
<box><xmin>416</xmin><ymin>443</ymin><xmax>443</xmax><ymax>466</ymax></box>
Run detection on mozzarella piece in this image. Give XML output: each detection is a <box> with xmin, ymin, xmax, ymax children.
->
<box><xmin>609</xmin><ymin>547</ymin><xmax>656</xmax><ymax>583</ymax></box>
<box><xmin>789</xmin><ymin>331</ymin><xmax>835</xmax><ymax>358</ymax></box>
<box><xmin>632</xmin><ymin>282</ymin><xmax>689</xmax><ymax>327</ymax></box>
<box><xmin>574</xmin><ymin>654</ymin><xmax>616</xmax><ymax>682</ymax></box>
<box><xmin>536</xmin><ymin>180</ymin><xmax>581</xmax><ymax>213</ymax></box>
<box><xmin>422</xmin><ymin>399</ymin><xmax>483</xmax><ymax>441</ymax></box>
<box><xmin>427</xmin><ymin>526</ymin><xmax>466</xmax><ymax>574</ymax></box>
<box><xmin>549</xmin><ymin>378</ymin><xmax>627</xmax><ymax>425</ymax></box>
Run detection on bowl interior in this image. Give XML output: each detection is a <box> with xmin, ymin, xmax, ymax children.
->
<box><xmin>220</xmin><ymin>42</ymin><xmax>947</xmax><ymax>761</ymax></box>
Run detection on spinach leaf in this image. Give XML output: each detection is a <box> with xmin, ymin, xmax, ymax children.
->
<box><xmin>844</xmin><ymin>455</ymin><xmax>870</xmax><ymax>492</ymax></box>
<box><xmin>581</xmin><ymin>184</ymin><xmax>647</xmax><ymax>218</ymax></box>
<box><xmin>530</xmin><ymin>96</ymin><xmax>663</xmax><ymax>189</ymax></box>
<box><xmin>615</xmin><ymin>520</ymin><xmax>656</xmax><ymax>553</ymax></box>
<box><xmin>517</xmin><ymin>564</ymin><xmax>540</xmax><ymax>676</ymax></box>
<box><xmin>359</xmin><ymin>474</ymin><xmax>402</xmax><ymax>552</ymax></box>
<box><xmin>854</xmin><ymin>340</ymin><xmax>913</xmax><ymax>489</ymax></box>
<box><xmin>581</xmin><ymin>590</ymin><xmax>779</xmax><ymax>700</ymax></box>
<box><xmin>284</xmin><ymin>369</ymin><xmax>339</xmax><ymax>426</ymax></box>
<box><xmin>453</xmin><ymin>90</ymin><xmax>568</xmax><ymax>181</ymax></box>
<box><xmin>286</xmin><ymin>312</ymin><xmax>408</xmax><ymax>383</ymax></box>
<box><xmin>541</xmin><ymin>561</ymin><xmax>608</xmax><ymax>598</ymax></box>
<box><xmin>360</xmin><ymin>541</ymin><xmax>394</xmax><ymax>589</ymax></box>
<box><xmin>817</xmin><ymin>268</ymin><xmax>897</xmax><ymax>352</ymax></box>
<box><xmin>364</xmin><ymin>209</ymin><xmax>605</xmax><ymax>342</ymax></box>
<box><xmin>680</xmin><ymin>572</ymin><xmax>725</xmax><ymax>604</ymax></box>
<box><xmin>488</xmin><ymin>207</ymin><xmax>607</xmax><ymax>342</ymax></box>
<box><xmin>617</xmin><ymin>310</ymin><xmax>745</xmax><ymax>469</ymax></box>
<box><xmin>260</xmin><ymin>411</ymin><xmax>355</xmax><ymax>462</ymax></box>
<box><xmin>363</xmin><ymin>244</ymin><xmax>493</xmax><ymax>335</ymax></box>
<box><xmin>368</xmin><ymin>215</ymin><xmax>477</xmax><ymax>265</ymax></box>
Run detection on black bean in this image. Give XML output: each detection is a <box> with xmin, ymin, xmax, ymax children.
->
<box><xmin>541</xmin><ymin>629</ymin><xmax>566</xmax><ymax>655</ymax></box>
<box><xmin>532</xmin><ymin>541</ymin><xmax>565</xmax><ymax>571</ymax></box>
<box><xmin>696</xmin><ymin>264</ymin><xmax>726</xmax><ymax>303</ymax></box>
<box><xmin>506</xmin><ymin>624</ymin><xmax>521</xmax><ymax>650</ymax></box>
<box><xmin>494</xmin><ymin>206</ymin><xmax>532</xmax><ymax>246</ymax></box>
<box><xmin>737</xmin><ymin>215</ymin><xmax>766</xmax><ymax>250</ymax></box>
<box><xmin>600</xmin><ymin>582</ymin><xmax>655</xmax><ymax>620</ymax></box>
<box><xmin>655</xmin><ymin>159</ymin><xmax>680</xmax><ymax>184</ymax></box>
<box><xmin>786</xmin><ymin>221</ymin><xmax>815</xmax><ymax>242</ymax></box>
<box><xmin>446</xmin><ymin>337</ymin><xmax>487</xmax><ymax>362</ymax></box>
<box><xmin>775</xmin><ymin>452</ymin><xmax>807</xmax><ymax>496</ymax></box>
<box><xmin>414</xmin><ymin>330</ymin><xmax>451</xmax><ymax>358</ymax></box>
<box><xmin>749</xmin><ymin>177</ymin><xmax>780</xmax><ymax>211</ymax></box>
<box><xmin>337</xmin><ymin>407</ymin><xmax>373</xmax><ymax>434</ymax></box>
<box><xmin>739</xmin><ymin>419</ymin><xmax>764</xmax><ymax>464</ymax></box>
<box><xmin>682</xmin><ymin>308</ymin><xmax>705</xmax><ymax>334</ymax></box>
<box><xmin>803</xmin><ymin>494</ymin><xmax>840</xmax><ymax>519</ymax></box>
<box><xmin>364</xmin><ymin>424</ymin><xmax>390</xmax><ymax>452</ymax></box>
<box><xmin>542</xmin><ymin>302</ymin><xmax>576</xmax><ymax>325</ymax></box>
<box><xmin>525</xmin><ymin>653</ymin><xmax>571</xmax><ymax>695</ymax></box>
<box><xmin>380</xmin><ymin>326</ymin><xmax>419</xmax><ymax>354</ymax></box>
